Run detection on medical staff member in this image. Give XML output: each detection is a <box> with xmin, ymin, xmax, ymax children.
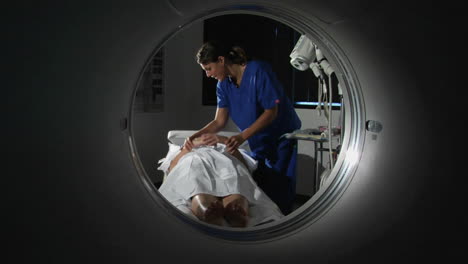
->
<box><xmin>184</xmin><ymin>40</ymin><xmax>302</xmax><ymax>214</ymax></box>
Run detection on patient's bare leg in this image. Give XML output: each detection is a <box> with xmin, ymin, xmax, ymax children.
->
<box><xmin>223</xmin><ymin>194</ymin><xmax>249</xmax><ymax>227</ymax></box>
<box><xmin>191</xmin><ymin>194</ymin><xmax>224</xmax><ymax>226</ymax></box>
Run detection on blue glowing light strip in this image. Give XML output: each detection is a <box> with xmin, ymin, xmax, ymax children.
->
<box><xmin>295</xmin><ymin>102</ymin><xmax>342</xmax><ymax>107</ymax></box>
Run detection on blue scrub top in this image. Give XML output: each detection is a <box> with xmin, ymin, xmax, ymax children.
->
<box><xmin>217</xmin><ymin>60</ymin><xmax>301</xmax><ymax>160</ymax></box>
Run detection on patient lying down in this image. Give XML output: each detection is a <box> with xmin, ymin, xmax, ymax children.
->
<box><xmin>157</xmin><ymin>133</ymin><xmax>284</xmax><ymax>228</ymax></box>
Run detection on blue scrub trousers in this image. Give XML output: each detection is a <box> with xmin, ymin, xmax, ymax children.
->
<box><xmin>252</xmin><ymin>138</ymin><xmax>298</xmax><ymax>215</ymax></box>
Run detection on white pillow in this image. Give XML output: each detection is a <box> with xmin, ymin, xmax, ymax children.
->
<box><xmin>157</xmin><ymin>142</ymin><xmax>181</xmax><ymax>174</ymax></box>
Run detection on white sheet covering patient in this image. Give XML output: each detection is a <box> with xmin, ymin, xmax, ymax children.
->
<box><xmin>157</xmin><ymin>134</ymin><xmax>284</xmax><ymax>227</ymax></box>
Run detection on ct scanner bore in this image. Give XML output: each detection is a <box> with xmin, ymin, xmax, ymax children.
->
<box><xmin>12</xmin><ymin>0</ymin><xmax>447</xmax><ymax>263</ymax></box>
<box><xmin>131</xmin><ymin>5</ymin><xmax>367</xmax><ymax>241</ymax></box>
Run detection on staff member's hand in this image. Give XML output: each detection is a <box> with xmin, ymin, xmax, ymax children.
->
<box><xmin>199</xmin><ymin>133</ymin><xmax>218</xmax><ymax>146</ymax></box>
<box><xmin>226</xmin><ymin>134</ymin><xmax>245</xmax><ymax>154</ymax></box>
<box><xmin>182</xmin><ymin>137</ymin><xmax>195</xmax><ymax>151</ymax></box>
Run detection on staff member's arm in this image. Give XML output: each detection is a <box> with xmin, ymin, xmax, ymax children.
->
<box><xmin>226</xmin><ymin>104</ymin><xmax>278</xmax><ymax>153</ymax></box>
<box><xmin>183</xmin><ymin>107</ymin><xmax>229</xmax><ymax>151</ymax></box>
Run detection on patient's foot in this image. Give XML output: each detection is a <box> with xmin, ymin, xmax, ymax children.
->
<box><xmin>191</xmin><ymin>194</ymin><xmax>224</xmax><ymax>226</ymax></box>
<box><xmin>223</xmin><ymin>195</ymin><xmax>249</xmax><ymax>228</ymax></box>
<box><xmin>204</xmin><ymin>200</ymin><xmax>224</xmax><ymax>225</ymax></box>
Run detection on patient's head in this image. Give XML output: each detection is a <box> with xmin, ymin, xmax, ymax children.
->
<box><xmin>191</xmin><ymin>133</ymin><xmax>220</xmax><ymax>148</ymax></box>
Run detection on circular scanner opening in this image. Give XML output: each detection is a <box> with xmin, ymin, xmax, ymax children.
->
<box><xmin>129</xmin><ymin>4</ymin><xmax>366</xmax><ymax>242</ymax></box>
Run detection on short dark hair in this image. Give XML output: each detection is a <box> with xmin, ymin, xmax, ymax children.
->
<box><xmin>196</xmin><ymin>40</ymin><xmax>248</xmax><ymax>65</ymax></box>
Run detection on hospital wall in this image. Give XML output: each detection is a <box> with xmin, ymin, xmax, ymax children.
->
<box><xmin>132</xmin><ymin>21</ymin><xmax>341</xmax><ymax>196</ymax></box>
